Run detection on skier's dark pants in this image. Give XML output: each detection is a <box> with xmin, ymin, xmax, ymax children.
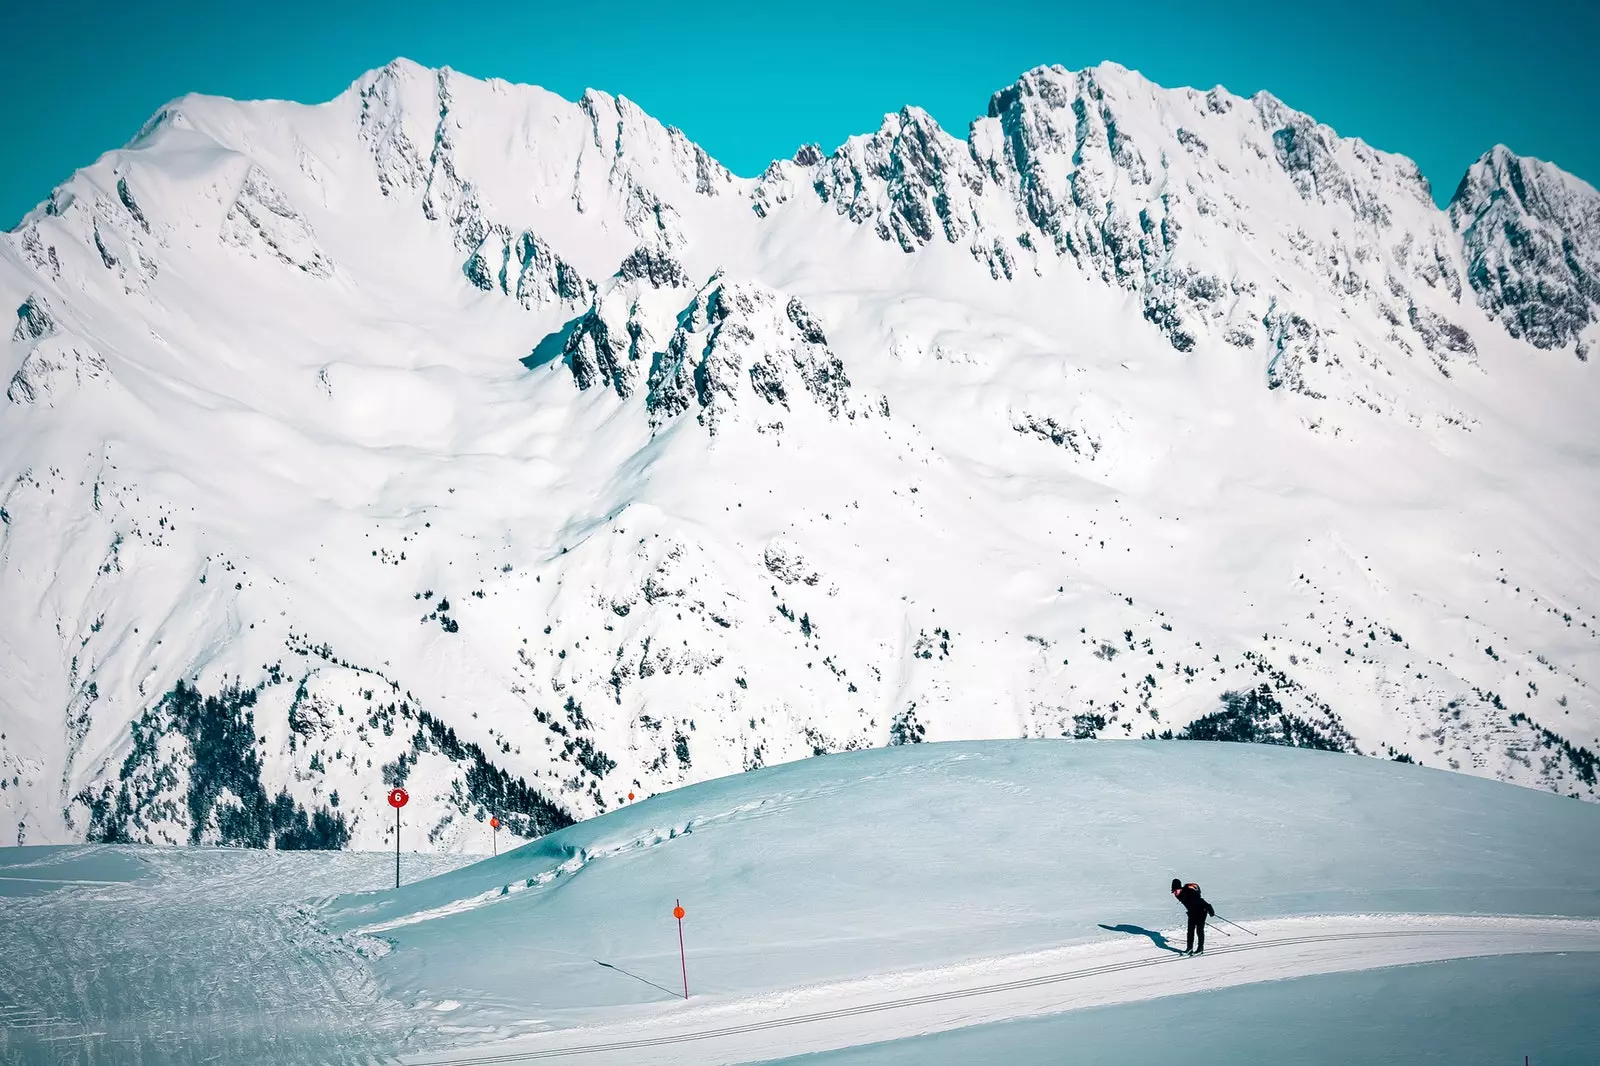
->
<box><xmin>1186</xmin><ymin>911</ymin><xmax>1206</xmax><ymax>953</ymax></box>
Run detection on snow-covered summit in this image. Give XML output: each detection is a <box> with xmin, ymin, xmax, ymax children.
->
<box><xmin>1449</xmin><ymin>144</ymin><xmax>1600</xmax><ymax>354</ymax></box>
<box><xmin>768</xmin><ymin>60</ymin><xmax>1480</xmax><ymax>374</ymax></box>
<box><xmin>1</xmin><ymin>59</ymin><xmax>1598</xmax><ymax>854</ymax></box>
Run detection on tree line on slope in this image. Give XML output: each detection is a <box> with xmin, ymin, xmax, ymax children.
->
<box><xmin>82</xmin><ymin>682</ymin><xmax>350</xmax><ymax>849</ymax></box>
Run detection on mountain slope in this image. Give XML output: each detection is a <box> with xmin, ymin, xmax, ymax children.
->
<box><xmin>2</xmin><ymin>59</ymin><xmax>1598</xmax><ymax>850</ymax></box>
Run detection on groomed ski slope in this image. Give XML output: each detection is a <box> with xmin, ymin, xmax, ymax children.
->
<box><xmin>3</xmin><ymin>740</ymin><xmax>1598</xmax><ymax>1065</ymax></box>
<box><xmin>401</xmin><ymin>916</ymin><xmax>1600</xmax><ymax>1065</ymax></box>
<box><xmin>764</xmin><ymin>952</ymin><xmax>1600</xmax><ymax>1065</ymax></box>
<box><xmin>334</xmin><ymin>740</ymin><xmax>1600</xmax><ymax>1064</ymax></box>
<box><xmin>0</xmin><ymin>848</ymin><xmax>474</xmax><ymax>1065</ymax></box>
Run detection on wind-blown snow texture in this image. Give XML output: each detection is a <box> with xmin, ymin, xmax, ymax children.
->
<box><xmin>2</xmin><ymin>60</ymin><xmax>1599</xmax><ymax>850</ymax></box>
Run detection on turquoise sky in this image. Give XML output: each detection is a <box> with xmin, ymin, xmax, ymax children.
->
<box><xmin>3</xmin><ymin>0</ymin><xmax>1594</xmax><ymax>227</ymax></box>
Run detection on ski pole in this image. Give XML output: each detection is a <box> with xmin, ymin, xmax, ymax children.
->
<box><xmin>1215</xmin><ymin>915</ymin><xmax>1258</xmax><ymax>937</ymax></box>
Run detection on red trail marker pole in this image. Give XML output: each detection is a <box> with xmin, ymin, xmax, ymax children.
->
<box><xmin>490</xmin><ymin>816</ymin><xmax>500</xmax><ymax>856</ymax></box>
<box><xmin>387</xmin><ymin>788</ymin><xmax>409</xmax><ymax>888</ymax></box>
<box><xmin>674</xmin><ymin>901</ymin><xmax>688</xmax><ymax>999</ymax></box>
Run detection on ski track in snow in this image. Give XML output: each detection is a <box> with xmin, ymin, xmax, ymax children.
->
<box><xmin>354</xmin><ymin>806</ymin><xmax>772</xmax><ymax>935</ymax></box>
<box><xmin>401</xmin><ymin>915</ymin><xmax>1600</xmax><ymax>1065</ymax></box>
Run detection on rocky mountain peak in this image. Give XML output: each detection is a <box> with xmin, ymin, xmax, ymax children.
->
<box><xmin>640</xmin><ymin>277</ymin><xmax>865</xmax><ymax>434</ymax></box>
<box><xmin>809</xmin><ymin>103</ymin><xmax>987</xmax><ymax>254</ymax></box>
<box><xmin>1449</xmin><ymin>146</ymin><xmax>1600</xmax><ymax>353</ymax></box>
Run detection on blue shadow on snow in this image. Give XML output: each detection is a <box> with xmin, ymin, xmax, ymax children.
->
<box><xmin>1098</xmin><ymin>923</ymin><xmax>1185</xmax><ymax>953</ymax></box>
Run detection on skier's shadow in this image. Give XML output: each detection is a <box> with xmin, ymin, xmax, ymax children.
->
<box><xmin>1098</xmin><ymin>923</ymin><xmax>1185</xmax><ymax>953</ymax></box>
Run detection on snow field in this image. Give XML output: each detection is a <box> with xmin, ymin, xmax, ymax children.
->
<box><xmin>4</xmin><ymin>742</ymin><xmax>1598</xmax><ymax>1063</ymax></box>
<box><xmin>322</xmin><ymin>741</ymin><xmax>1600</xmax><ymax>1061</ymax></box>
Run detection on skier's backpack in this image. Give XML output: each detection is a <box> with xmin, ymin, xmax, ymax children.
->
<box><xmin>1185</xmin><ymin>882</ymin><xmax>1201</xmax><ymax>893</ymax></box>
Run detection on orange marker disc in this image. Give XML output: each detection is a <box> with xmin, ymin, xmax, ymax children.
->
<box><xmin>673</xmin><ymin>904</ymin><xmax>685</xmax><ymax>920</ymax></box>
<box><xmin>490</xmin><ymin>816</ymin><xmax>500</xmax><ymax>829</ymax></box>
<box><xmin>627</xmin><ymin>792</ymin><xmax>635</xmax><ymax>801</ymax></box>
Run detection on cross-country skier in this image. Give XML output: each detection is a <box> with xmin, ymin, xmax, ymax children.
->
<box><xmin>1171</xmin><ymin>878</ymin><xmax>1215</xmax><ymax>955</ymax></box>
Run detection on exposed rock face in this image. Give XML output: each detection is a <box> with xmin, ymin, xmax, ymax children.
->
<box><xmin>357</xmin><ymin>62</ymin><xmax>430</xmax><ymax>198</ymax></box>
<box><xmin>561</xmin><ymin>248</ymin><xmax>695</xmax><ymax>398</ymax></box>
<box><xmin>464</xmin><ymin>226</ymin><xmax>593</xmax><ymax>309</ymax></box>
<box><xmin>564</xmin><ymin>301</ymin><xmax>636</xmax><ymax>397</ymax></box>
<box><xmin>1449</xmin><ymin>145</ymin><xmax>1600</xmax><ymax>351</ymax></box>
<box><xmin>340</xmin><ymin>61</ymin><xmax>1600</xmax><ymax>373</ymax></box>
<box><xmin>980</xmin><ymin>67</ymin><xmax>1157</xmax><ymax>280</ymax></box>
<box><xmin>1408</xmin><ymin>303</ymin><xmax>1477</xmax><ymax>364</ymax></box>
<box><xmin>12</xmin><ymin>293</ymin><xmax>56</xmax><ymax>343</ymax></box>
<box><xmin>8</xmin><ymin>339</ymin><xmax>111</xmax><ymax>406</ymax></box>
<box><xmin>360</xmin><ymin>63</ymin><xmax>596</xmax><ymax>309</ymax></box>
<box><xmin>617</xmin><ymin>244</ymin><xmax>689</xmax><ymax>289</ymax></box>
<box><xmin>763</xmin><ymin>63</ymin><xmax>1578</xmax><ymax>383</ymax></box>
<box><xmin>220</xmin><ymin>166</ymin><xmax>335</xmax><ymax>277</ymax></box>
<box><xmin>554</xmin><ymin>257</ymin><xmax>865</xmax><ymax>431</ymax></box>
<box><xmin>1012</xmin><ymin>411</ymin><xmax>1101</xmax><ymax>459</ymax></box>
<box><xmin>1257</xmin><ymin>93</ymin><xmax>1433</xmax><ymax>225</ymax></box>
<box><xmin>563</xmin><ymin>292</ymin><xmax>663</xmax><ymax>399</ymax></box>
<box><xmin>643</xmin><ymin>279</ymin><xmax>856</xmax><ymax>434</ymax></box>
<box><xmin>419</xmin><ymin>71</ymin><xmax>491</xmax><ymax>253</ymax></box>
<box><xmin>576</xmin><ymin>88</ymin><xmax>737</xmax><ymax>199</ymax></box>
<box><xmin>812</xmin><ymin>106</ymin><xmax>988</xmax><ymax>254</ymax></box>
<box><xmin>1264</xmin><ymin>305</ymin><xmax>1331</xmax><ymax>398</ymax></box>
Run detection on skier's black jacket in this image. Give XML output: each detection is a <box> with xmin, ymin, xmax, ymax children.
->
<box><xmin>1174</xmin><ymin>883</ymin><xmax>1214</xmax><ymax>917</ymax></box>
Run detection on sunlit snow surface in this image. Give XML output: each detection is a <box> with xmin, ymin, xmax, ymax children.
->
<box><xmin>767</xmin><ymin>954</ymin><xmax>1600</xmax><ymax>1065</ymax></box>
<box><xmin>5</xmin><ymin>741</ymin><xmax>1600</xmax><ymax>1064</ymax></box>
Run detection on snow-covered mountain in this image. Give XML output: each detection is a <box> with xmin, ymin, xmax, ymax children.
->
<box><xmin>2</xmin><ymin>59</ymin><xmax>1598</xmax><ymax>851</ymax></box>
